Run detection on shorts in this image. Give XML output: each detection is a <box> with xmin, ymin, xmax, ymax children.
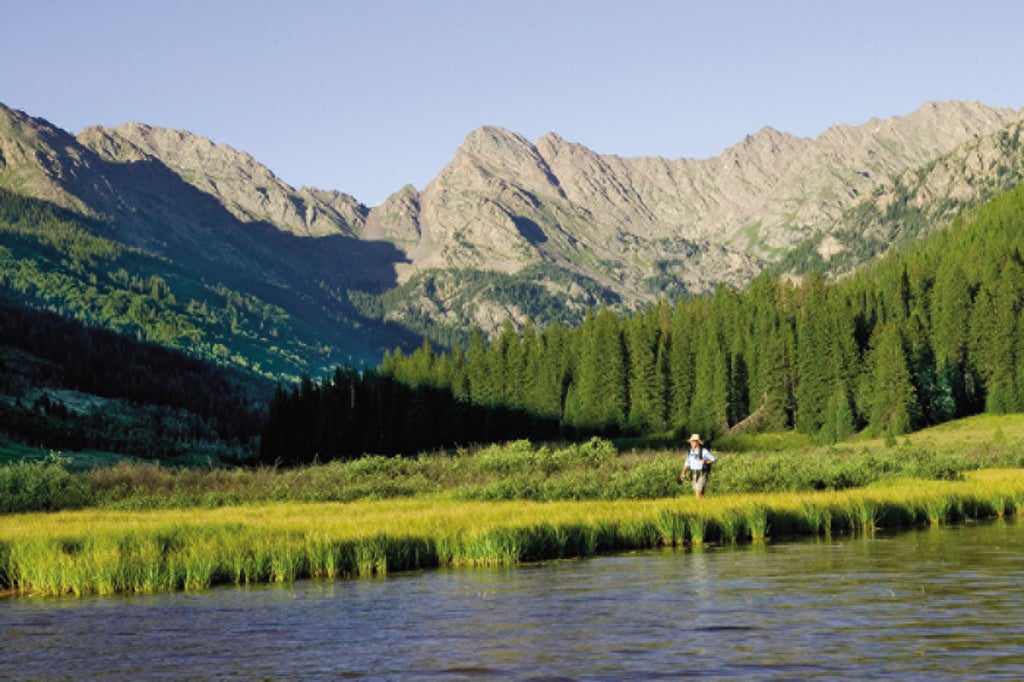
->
<box><xmin>689</xmin><ymin>468</ymin><xmax>709</xmax><ymax>493</ymax></box>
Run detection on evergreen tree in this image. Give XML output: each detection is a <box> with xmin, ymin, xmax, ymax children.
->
<box><xmin>565</xmin><ymin>307</ymin><xmax>627</xmax><ymax>432</ymax></box>
<box><xmin>466</xmin><ymin>328</ymin><xmax>498</xmax><ymax>407</ymax></box>
<box><xmin>967</xmin><ymin>282</ymin><xmax>1001</xmax><ymax>408</ymax></box>
<box><xmin>761</xmin><ymin>318</ymin><xmax>797</xmax><ymax>429</ymax></box>
<box><xmin>862</xmin><ymin>323</ymin><xmax>918</xmax><ymax>437</ymax></box>
<box><xmin>712</xmin><ymin>285</ymin><xmax>751</xmax><ymax>426</ymax></box>
<box><xmin>408</xmin><ymin>337</ymin><xmax>437</xmax><ymax>387</ymax></box>
<box><xmin>794</xmin><ymin>273</ymin><xmax>832</xmax><ymax>433</ymax></box>
<box><xmin>819</xmin><ymin>381</ymin><xmax>855</xmax><ymax>444</ymax></box>
<box><xmin>929</xmin><ymin>260</ymin><xmax>978</xmax><ymax>415</ymax></box>
<box><xmin>968</xmin><ymin>265</ymin><xmax>1021</xmax><ymax>413</ymax></box>
<box><xmin>625</xmin><ymin>309</ymin><xmax>667</xmax><ymax>433</ymax></box>
<box><xmin>687</xmin><ymin>299</ymin><xmax>729</xmax><ymax>438</ymax></box>
<box><xmin>667</xmin><ymin>298</ymin><xmax>699</xmax><ymax>432</ymax></box>
<box><xmin>525</xmin><ymin>322</ymin><xmax>569</xmax><ymax>424</ymax></box>
<box><xmin>495</xmin><ymin>320</ymin><xmax>525</xmax><ymax>408</ymax></box>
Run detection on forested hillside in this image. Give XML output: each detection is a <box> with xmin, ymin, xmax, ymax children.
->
<box><xmin>0</xmin><ymin>187</ymin><xmax>343</xmax><ymax>377</ymax></box>
<box><xmin>0</xmin><ymin>189</ymin><xmax>280</xmax><ymax>460</ymax></box>
<box><xmin>5</xmin><ymin>101</ymin><xmax>1024</xmax><ymax>467</ymax></box>
<box><xmin>260</xmin><ymin>181</ymin><xmax>1024</xmax><ymax>463</ymax></box>
<box><xmin>0</xmin><ymin>299</ymin><xmax>268</xmax><ymax>460</ymax></box>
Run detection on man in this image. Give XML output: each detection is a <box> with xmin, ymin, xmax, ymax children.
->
<box><xmin>680</xmin><ymin>433</ymin><xmax>716</xmax><ymax>498</ymax></box>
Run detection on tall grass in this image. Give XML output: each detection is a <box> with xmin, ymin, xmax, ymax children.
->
<box><xmin>2</xmin><ymin>469</ymin><xmax>1021</xmax><ymax>598</ymax></box>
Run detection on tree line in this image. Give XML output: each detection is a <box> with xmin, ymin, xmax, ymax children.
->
<box><xmin>259</xmin><ymin>181</ymin><xmax>1024</xmax><ymax>464</ymax></box>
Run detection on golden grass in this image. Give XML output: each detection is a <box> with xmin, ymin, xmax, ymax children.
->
<box><xmin>2</xmin><ymin>468</ymin><xmax>1021</xmax><ymax>598</ymax></box>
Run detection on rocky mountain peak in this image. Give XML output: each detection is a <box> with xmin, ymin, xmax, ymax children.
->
<box><xmin>0</xmin><ymin>104</ymin><xmax>97</xmax><ymax>213</ymax></box>
<box><xmin>77</xmin><ymin>123</ymin><xmax>365</xmax><ymax>238</ymax></box>
<box><xmin>362</xmin><ymin>184</ymin><xmax>421</xmax><ymax>246</ymax></box>
<box><xmin>434</xmin><ymin>126</ymin><xmax>560</xmax><ymax>196</ymax></box>
<box><xmin>383</xmin><ymin>100</ymin><xmax>1024</xmax><ymax>308</ymax></box>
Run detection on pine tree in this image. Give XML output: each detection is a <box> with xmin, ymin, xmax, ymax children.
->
<box><xmin>525</xmin><ymin>322</ymin><xmax>569</xmax><ymax>422</ymax></box>
<box><xmin>668</xmin><ymin>298</ymin><xmax>699</xmax><ymax>432</ymax></box>
<box><xmin>467</xmin><ymin>328</ymin><xmax>498</xmax><ymax>407</ymax></box>
<box><xmin>968</xmin><ymin>264</ymin><xmax>1021</xmax><ymax>413</ymax></box>
<box><xmin>930</xmin><ymin>260</ymin><xmax>978</xmax><ymax>415</ymax></box>
<box><xmin>566</xmin><ymin>307</ymin><xmax>627</xmax><ymax>432</ymax></box>
<box><xmin>496</xmin><ymin>320</ymin><xmax>526</xmax><ymax>408</ymax></box>
<box><xmin>794</xmin><ymin>273</ymin><xmax>832</xmax><ymax>433</ymax></box>
<box><xmin>863</xmin><ymin>323</ymin><xmax>918</xmax><ymax>437</ymax></box>
<box><xmin>688</xmin><ymin>300</ymin><xmax>729</xmax><ymax>438</ymax></box>
<box><xmin>819</xmin><ymin>382</ymin><xmax>855</xmax><ymax>444</ymax></box>
<box><xmin>625</xmin><ymin>309</ymin><xmax>667</xmax><ymax>433</ymax></box>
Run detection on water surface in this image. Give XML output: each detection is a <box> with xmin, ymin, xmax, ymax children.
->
<box><xmin>2</xmin><ymin>520</ymin><xmax>1021</xmax><ymax>680</ymax></box>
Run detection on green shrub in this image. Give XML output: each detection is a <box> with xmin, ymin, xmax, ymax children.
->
<box><xmin>569</xmin><ymin>437</ymin><xmax>618</xmax><ymax>466</ymax></box>
<box><xmin>0</xmin><ymin>455</ymin><xmax>93</xmax><ymax>512</ymax></box>
<box><xmin>607</xmin><ymin>459</ymin><xmax>680</xmax><ymax>499</ymax></box>
<box><xmin>472</xmin><ymin>440</ymin><xmax>541</xmax><ymax>474</ymax></box>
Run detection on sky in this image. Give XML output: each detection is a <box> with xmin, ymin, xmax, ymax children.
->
<box><xmin>3</xmin><ymin>0</ymin><xmax>1023</xmax><ymax>207</ymax></box>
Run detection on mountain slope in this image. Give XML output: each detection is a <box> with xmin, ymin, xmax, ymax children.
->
<box><xmin>1</xmin><ymin>105</ymin><xmax>419</xmax><ymax>371</ymax></box>
<box><xmin>78</xmin><ymin>122</ymin><xmax>368</xmax><ymax>239</ymax></box>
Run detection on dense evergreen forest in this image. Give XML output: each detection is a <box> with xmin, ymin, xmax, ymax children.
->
<box><xmin>260</xmin><ymin>182</ymin><xmax>1024</xmax><ymax>464</ymax></box>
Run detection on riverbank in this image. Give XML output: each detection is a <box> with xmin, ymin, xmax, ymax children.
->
<box><xmin>2</xmin><ymin>469</ymin><xmax>1021</xmax><ymax>598</ymax></box>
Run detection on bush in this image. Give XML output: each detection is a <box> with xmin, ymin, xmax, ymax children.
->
<box><xmin>0</xmin><ymin>455</ymin><xmax>93</xmax><ymax>512</ymax></box>
<box><xmin>607</xmin><ymin>459</ymin><xmax>680</xmax><ymax>499</ymax></box>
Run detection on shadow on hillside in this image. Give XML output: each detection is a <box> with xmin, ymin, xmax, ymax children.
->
<box><xmin>512</xmin><ymin>215</ymin><xmax>548</xmax><ymax>245</ymax></box>
<box><xmin>41</xmin><ymin>149</ymin><xmax>420</xmax><ymax>357</ymax></box>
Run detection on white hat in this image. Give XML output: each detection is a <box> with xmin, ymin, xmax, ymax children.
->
<box><xmin>689</xmin><ymin>433</ymin><xmax>703</xmax><ymax>443</ymax></box>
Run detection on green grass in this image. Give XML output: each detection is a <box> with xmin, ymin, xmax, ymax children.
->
<box><xmin>713</xmin><ymin>430</ymin><xmax>817</xmax><ymax>452</ymax></box>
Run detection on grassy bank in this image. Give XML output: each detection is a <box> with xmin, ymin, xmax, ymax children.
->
<box><xmin>2</xmin><ymin>469</ymin><xmax>1021</xmax><ymax>598</ymax></box>
<box><xmin>3</xmin><ymin>414</ymin><xmax>1022</xmax><ymax>597</ymax></box>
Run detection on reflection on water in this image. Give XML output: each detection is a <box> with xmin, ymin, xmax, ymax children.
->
<box><xmin>1</xmin><ymin>520</ymin><xmax>1021</xmax><ymax>680</ymax></box>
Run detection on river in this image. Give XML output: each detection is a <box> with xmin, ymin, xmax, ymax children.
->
<box><xmin>1</xmin><ymin>519</ymin><xmax>1021</xmax><ymax>680</ymax></box>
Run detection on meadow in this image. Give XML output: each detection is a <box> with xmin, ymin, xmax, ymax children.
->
<box><xmin>1</xmin><ymin>414</ymin><xmax>1022</xmax><ymax>597</ymax></box>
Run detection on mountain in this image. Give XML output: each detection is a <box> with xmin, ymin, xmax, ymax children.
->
<box><xmin>388</xmin><ymin>102</ymin><xmax>1023</xmax><ymax>294</ymax></box>
<box><xmin>3</xmin><ymin>100</ymin><xmax>1024</xmax><ymax>374</ymax></box>
<box><xmin>0</xmin><ymin>105</ymin><xmax>416</xmax><ymax>373</ymax></box>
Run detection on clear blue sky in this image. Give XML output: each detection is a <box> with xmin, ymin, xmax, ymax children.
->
<box><xmin>3</xmin><ymin>0</ymin><xmax>1022</xmax><ymax>206</ymax></box>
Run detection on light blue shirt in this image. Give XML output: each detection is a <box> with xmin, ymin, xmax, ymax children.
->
<box><xmin>685</xmin><ymin>446</ymin><xmax>715</xmax><ymax>471</ymax></box>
